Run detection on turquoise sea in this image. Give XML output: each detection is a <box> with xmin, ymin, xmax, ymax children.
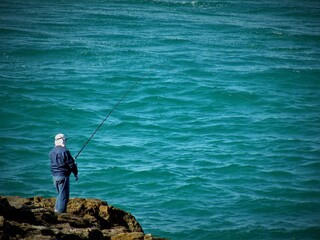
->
<box><xmin>1</xmin><ymin>0</ymin><xmax>320</xmax><ymax>239</ymax></box>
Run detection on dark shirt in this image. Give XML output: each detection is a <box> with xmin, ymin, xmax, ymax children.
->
<box><xmin>49</xmin><ymin>146</ymin><xmax>78</xmax><ymax>177</ymax></box>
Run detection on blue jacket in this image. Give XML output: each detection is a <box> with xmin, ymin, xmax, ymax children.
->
<box><xmin>49</xmin><ymin>146</ymin><xmax>78</xmax><ymax>177</ymax></box>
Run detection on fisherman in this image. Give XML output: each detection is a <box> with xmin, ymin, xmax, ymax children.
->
<box><xmin>49</xmin><ymin>133</ymin><xmax>78</xmax><ymax>213</ymax></box>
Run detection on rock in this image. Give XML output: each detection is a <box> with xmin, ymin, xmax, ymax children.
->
<box><xmin>0</xmin><ymin>196</ymin><xmax>167</xmax><ymax>240</ymax></box>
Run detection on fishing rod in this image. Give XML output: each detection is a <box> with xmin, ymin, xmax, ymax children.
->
<box><xmin>74</xmin><ymin>81</ymin><xmax>138</xmax><ymax>160</ymax></box>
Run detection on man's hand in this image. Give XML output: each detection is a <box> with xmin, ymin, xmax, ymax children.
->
<box><xmin>75</xmin><ymin>175</ymin><xmax>79</xmax><ymax>181</ymax></box>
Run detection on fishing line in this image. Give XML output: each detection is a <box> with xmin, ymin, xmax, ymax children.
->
<box><xmin>74</xmin><ymin>81</ymin><xmax>138</xmax><ymax>160</ymax></box>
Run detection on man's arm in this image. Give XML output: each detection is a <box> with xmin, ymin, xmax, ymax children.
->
<box><xmin>65</xmin><ymin>151</ymin><xmax>78</xmax><ymax>177</ymax></box>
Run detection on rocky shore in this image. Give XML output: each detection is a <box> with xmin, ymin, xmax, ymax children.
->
<box><xmin>0</xmin><ymin>196</ymin><xmax>167</xmax><ymax>240</ymax></box>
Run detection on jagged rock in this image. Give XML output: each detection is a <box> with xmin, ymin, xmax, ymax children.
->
<box><xmin>0</xmin><ymin>196</ymin><xmax>166</xmax><ymax>240</ymax></box>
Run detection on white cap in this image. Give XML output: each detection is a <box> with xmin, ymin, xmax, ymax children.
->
<box><xmin>55</xmin><ymin>133</ymin><xmax>65</xmax><ymax>140</ymax></box>
<box><xmin>55</xmin><ymin>133</ymin><xmax>66</xmax><ymax>147</ymax></box>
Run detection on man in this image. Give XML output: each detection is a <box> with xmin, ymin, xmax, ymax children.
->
<box><xmin>49</xmin><ymin>133</ymin><xmax>78</xmax><ymax>213</ymax></box>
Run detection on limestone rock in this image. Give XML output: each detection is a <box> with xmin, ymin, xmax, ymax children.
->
<box><xmin>0</xmin><ymin>196</ymin><xmax>166</xmax><ymax>240</ymax></box>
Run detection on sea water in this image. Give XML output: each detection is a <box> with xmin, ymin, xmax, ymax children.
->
<box><xmin>0</xmin><ymin>0</ymin><xmax>319</xmax><ymax>239</ymax></box>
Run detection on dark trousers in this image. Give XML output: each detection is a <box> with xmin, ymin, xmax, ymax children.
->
<box><xmin>53</xmin><ymin>176</ymin><xmax>70</xmax><ymax>213</ymax></box>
